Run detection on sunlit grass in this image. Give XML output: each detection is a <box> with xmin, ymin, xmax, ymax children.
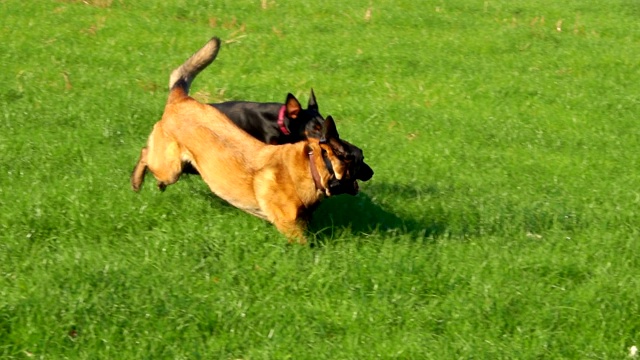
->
<box><xmin>1</xmin><ymin>0</ymin><xmax>639</xmax><ymax>358</ymax></box>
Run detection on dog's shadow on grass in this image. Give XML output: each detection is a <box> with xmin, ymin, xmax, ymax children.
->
<box><xmin>309</xmin><ymin>182</ymin><xmax>449</xmax><ymax>241</ymax></box>
<box><xmin>190</xmin><ymin>178</ymin><xmax>451</xmax><ymax>242</ymax></box>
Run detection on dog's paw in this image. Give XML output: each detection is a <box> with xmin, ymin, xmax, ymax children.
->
<box><xmin>157</xmin><ymin>182</ymin><xmax>167</xmax><ymax>192</ymax></box>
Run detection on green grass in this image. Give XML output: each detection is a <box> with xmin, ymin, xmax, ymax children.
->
<box><xmin>2</xmin><ymin>0</ymin><xmax>640</xmax><ymax>358</ymax></box>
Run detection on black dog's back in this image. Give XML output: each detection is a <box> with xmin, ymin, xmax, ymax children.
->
<box><xmin>209</xmin><ymin>93</ymin><xmax>373</xmax><ymax>182</ymax></box>
<box><xmin>211</xmin><ymin>101</ymin><xmax>287</xmax><ymax>144</ymax></box>
<box><xmin>211</xmin><ymin>92</ymin><xmax>322</xmax><ymax>146</ymax></box>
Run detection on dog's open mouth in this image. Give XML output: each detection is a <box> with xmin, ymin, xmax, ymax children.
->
<box><xmin>328</xmin><ymin>178</ymin><xmax>359</xmax><ymax>196</ymax></box>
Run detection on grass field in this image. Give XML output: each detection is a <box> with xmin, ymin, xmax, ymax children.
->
<box><xmin>2</xmin><ymin>0</ymin><xmax>640</xmax><ymax>358</ymax></box>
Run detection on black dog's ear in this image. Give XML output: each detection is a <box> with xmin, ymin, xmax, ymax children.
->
<box><xmin>320</xmin><ymin>115</ymin><xmax>340</xmax><ymax>143</ymax></box>
<box><xmin>285</xmin><ymin>93</ymin><xmax>302</xmax><ymax>119</ymax></box>
<box><xmin>308</xmin><ymin>88</ymin><xmax>318</xmax><ymax>111</ymax></box>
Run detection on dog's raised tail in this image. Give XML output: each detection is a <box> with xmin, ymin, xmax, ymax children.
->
<box><xmin>168</xmin><ymin>36</ymin><xmax>221</xmax><ymax>95</ymax></box>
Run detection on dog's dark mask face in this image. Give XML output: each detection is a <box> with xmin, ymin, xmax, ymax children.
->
<box><xmin>320</xmin><ymin>116</ymin><xmax>374</xmax><ymax>185</ymax></box>
<box><xmin>339</xmin><ymin>139</ymin><xmax>374</xmax><ymax>182</ymax></box>
<box><xmin>300</xmin><ymin>117</ymin><xmax>357</xmax><ymax>196</ymax></box>
<box><xmin>316</xmin><ymin>116</ymin><xmax>369</xmax><ymax>196</ymax></box>
<box><xmin>290</xmin><ymin>90</ymin><xmax>373</xmax><ymax>188</ymax></box>
<box><xmin>327</xmin><ymin>175</ymin><xmax>360</xmax><ymax>196</ymax></box>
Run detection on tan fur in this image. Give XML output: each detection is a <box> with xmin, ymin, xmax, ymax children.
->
<box><xmin>131</xmin><ymin>37</ymin><xmax>347</xmax><ymax>243</ymax></box>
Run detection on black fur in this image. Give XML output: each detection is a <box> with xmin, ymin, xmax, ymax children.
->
<box><xmin>210</xmin><ymin>90</ymin><xmax>373</xmax><ymax>182</ymax></box>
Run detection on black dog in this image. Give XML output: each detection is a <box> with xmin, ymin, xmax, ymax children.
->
<box><xmin>211</xmin><ymin>92</ymin><xmax>322</xmax><ymax>145</ymax></box>
<box><xmin>211</xmin><ymin>90</ymin><xmax>374</xmax><ymax>183</ymax></box>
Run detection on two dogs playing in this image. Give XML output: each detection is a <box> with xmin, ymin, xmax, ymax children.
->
<box><xmin>131</xmin><ymin>36</ymin><xmax>372</xmax><ymax>244</ymax></box>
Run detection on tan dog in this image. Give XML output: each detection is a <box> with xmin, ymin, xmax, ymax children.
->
<box><xmin>130</xmin><ymin>37</ymin><xmax>351</xmax><ymax>243</ymax></box>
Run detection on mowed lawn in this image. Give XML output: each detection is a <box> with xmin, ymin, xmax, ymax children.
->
<box><xmin>1</xmin><ymin>0</ymin><xmax>640</xmax><ymax>358</ymax></box>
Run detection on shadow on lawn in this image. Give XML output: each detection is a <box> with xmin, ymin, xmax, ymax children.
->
<box><xmin>191</xmin><ymin>179</ymin><xmax>455</xmax><ymax>242</ymax></box>
<box><xmin>309</xmin><ymin>182</ymin><xmax>450</xmax><ymax>241</ymax></box>
<box><xmin>192</xmin><ymin>179</ymin><xmax>580</xmax><ymax>242</ymax></box>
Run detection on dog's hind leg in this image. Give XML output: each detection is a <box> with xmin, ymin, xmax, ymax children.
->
<box><xmin>131</xmin><ymin>147</ymin><xmax>148</xmax><ymax>192</ymax></box>
<box><xmin>139</xmin><ymin>126</ymin><xmax>185</xmax><ymax>192</ymax></box>
<box><xmin>146</xmin><ymin>141</ymin><xmax>183</xmax><ymax>192</ymax></box>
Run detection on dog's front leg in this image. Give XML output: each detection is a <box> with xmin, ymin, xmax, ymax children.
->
<box><xmin>131</xmin><ymin>147</ymin><xmax>148</xmax><ymax>192</ymax></box>
<box><xmin>262</xmin><ymin>202</ymin><xmax>308</xmax><ymax>244</ymax></box>
<box><xmin>273</xmin><ymin>219</ymin><xmax>308</xmax><ymax>245</ymax></box>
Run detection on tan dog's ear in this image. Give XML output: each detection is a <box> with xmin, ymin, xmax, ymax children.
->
<box><xmin>308</xmin><ymin>88</ymin><xmax>318</xmax><ymax>111</ymax></box>
<box><xmin>303</xmin><ymin>143</ymin><xmax>313</xmax><ymax>155</ymax></box>
<box><xmin>320</xmin><ymin>115</ymin><xmax>340</xmax><ymax>143</ymax></box>
<box><xmin>285</xmin><ymin>93</ymin><xmax>302</xmax><ymax>119</ymax></box>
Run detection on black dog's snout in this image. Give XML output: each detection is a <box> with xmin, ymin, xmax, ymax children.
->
<box><xmin>356</xmin><ymin>162</ymin><xmax>374</xmax><ymax>181</ymax></box>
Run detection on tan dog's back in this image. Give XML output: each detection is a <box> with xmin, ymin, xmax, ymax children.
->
<box><xmin>163</xmin><ymin>95</ymin><xmax>310</xmax><ymax>218</ymax></box>
<box><xmin>132</xmin><ymin>36</ymin><xmax>349</xmax><ymax>242</ymax></box>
